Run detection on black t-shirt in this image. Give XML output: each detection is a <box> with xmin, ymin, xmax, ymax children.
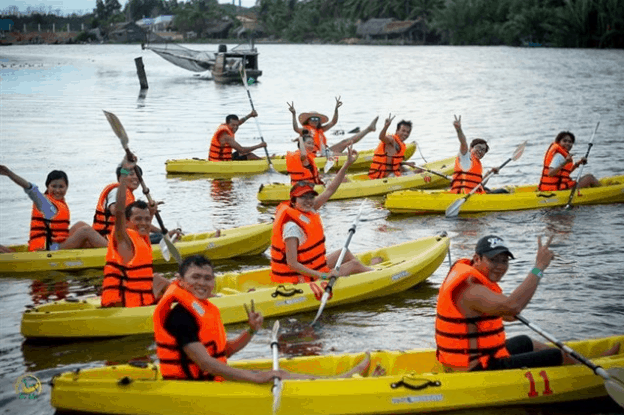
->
<box><xmin>164</xmin><ymin>304</ymin><xmax>200</xmax><ymax>348</ymax></box>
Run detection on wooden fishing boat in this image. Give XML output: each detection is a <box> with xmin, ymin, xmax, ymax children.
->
<box><xmin>0</xmin><ymin>222</ymin><xmax>272</xmax><ymax>275</ymax></box>
<box><xmin>21</xmin><ymin>234</ymin><xmax>449</xmax><ymax>339</ymax></box>
<box><xmin>50</xmin><ymin>334</ymin><xmax>624</xmax><ymax>415</ymax></box>
<box><xmin>384</xmin><ymin>175</ymin><xmax>624</xmax><ymax>215</ymax></box>
<box><xmin>258</xmin><ymin>156</ymin><xmax>454</xmax><ymax>204</ymax></box>
<box><xmin>165</xmin><ymin>143</ymin><xmax>417</xmax><ymax>176</ymax></box>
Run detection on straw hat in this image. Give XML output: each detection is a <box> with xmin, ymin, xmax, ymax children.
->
<box><xmin>299</xmin><ymin>111</ymin><xmax>329</xmax><ymax>125</ymax></box>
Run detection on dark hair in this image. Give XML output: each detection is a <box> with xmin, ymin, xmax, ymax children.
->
<box><xmin>45</xmin><ymin>170</ymin><xmax>68</xmax><ymax>187</ymax></box>
<box><xmin>125</xmin><ymin>200</ymin><xmax>149</xmax><ymax>219</ymax></box>
<box><xmin>225</xmin><ymin>114</ymin><xmax>239</xmax><ymax>124</ymax></box>
<box><xmin>296</xmin><ymin>130</ymin><xmax>313</xmax><ymax>150</ymax></box>
<box><xmin>555</xmin><ymin>131</ymin><xmax>575</xmax><ymax>144</ymax></box>
<box><xmin>397</xmin><ymin>120</ymin><xmax>412</xmax><ymax>131</ymax></box>
<box><xmin>179</xmin><ymin>255</ymin><xmax>213</xmax><ymax>278</ymax></box>
<box><xmin>116</xmin><ymin>164</ymin><xmax>143</xmax><ymax>181</ymax></box>
<box><xmin>470</xmin><ymin>138</ymin><xmax>489</xmax><ymax>153</ymax></box>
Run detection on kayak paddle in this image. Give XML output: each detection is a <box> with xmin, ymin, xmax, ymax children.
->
<box><xmin>239</xmin><ymin>67</ymin><xmax>282</xmax><ymax>175</ymax></box>
<box><xmin>102</xmin><ymin>110</ymin><xmax>182</xmax><ymax>264</ymax></box>
<box><xmin>445</xmin><ymin>140</ymin><xmax>527</xmax><ymax>218</ymax></box>
<box><xmin>310</xmin><ymin>200</ymin><xmax>365</xmax><ymax>326</ymax></box>
<box><xmin>516</xmin><ymin>314</ymin><xmax>624</xmax><ymax>409</ymax></box>
<box><xmin>270</xmin><ymin>320</ymin><xmax>282</xmax><ymax>414</ymax></box>
<box><xmin>564</xmin><ymin>122</ymin><xmax>600</xmax><ymax>210</ymax></box>
<box><xmin>409</xmin><ymin>165</ymin><xmax>451</xmax><ymax>181</ymax></box>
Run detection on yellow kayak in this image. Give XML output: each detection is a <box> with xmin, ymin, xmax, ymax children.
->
<box><xmin>258</xmin><ymin>156</ymin><xmax>454</xmax><ymax>204</ymax></box>
<box><xmin>51</xmin><ymin>334</ymin><xmax>624</xmax><ymax>415</ymax></box>
<box><xmin>384</xmin><ymin>175</ymin><xmax>624</xmax><ymax>215</ymax></box>
<box><xmin>165</xmin><ymin>143</ymin><xmax>416</xmax><ymax>176</ymax></box>
<box><xmin>21</xmin><ymin>234</ymin><xmax>450</xmax><ymax>339</ymax></box>
<box><xmin>0</xmin><ymin>222</ymin><xmax>272</xmax><ymax>275</ymax></box>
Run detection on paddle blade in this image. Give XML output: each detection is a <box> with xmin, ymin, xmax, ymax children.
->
<box><xmin>159</xmin><ymin>238</ymin><xmax>171</xmax><ymax>262</ymax></box>
<box><xmin>272</xmin><ymin>380</ymin><xmax>283</xmax><ymax>413</ymax></box>
<box><xmin>324</xmin><ymin>158</ymin><xmax>335</xmax><ymax>173</ymax></box>
<box><xmin>512</xmin><ymin>140</ymin><xmax>528</xmax><ymax>161</ymax></box>
<box><xmin>162</xmin><ymin>234</ymin><xmax>182</xmax><ymax>264</ymax></box>
<box><xmin>271</xmin><ymin>320</ymin><xmax>280</xmax><ymax>342</ymax></box>
<box><xmin>605</xmin><ymin>368</ymin><xmax>624</xmax><ymax>409</ymax></box>
<box><xmin>445</xmin><ymin>197</ymin><xmax>466</xmax><ymax>218</ymax></box>
<box><xmin>102</xmin><ymin>110</ymin><xmax>129</xmax><ymax>149</ymax></box>
<box><xmin>310</xmin><ymin>293</ymin><xmax>330</xmax><ymax>326</ymax></box>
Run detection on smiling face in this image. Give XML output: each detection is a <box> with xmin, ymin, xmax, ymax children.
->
<box><xmin>303</xmin><ymin>135</ymin><xmax>315</xmax><ymax>152</ymax></box>
<box><xmin>473</xmin><ymin>252</ymin><xmax>510</xmax><ymax>283</ymax></box>
<box><xmin>127</xmin><ymin>206</ymin><xmax>152</xmax><ymax>236</ymax></box>
<box><xmin>559</xmin><ymin>134</ymin><xmax>574</xmax><ymax>152</ymax></box>
<box><xmin>471</xmin><ymin>143</ymin><xmax>488</xmax><ymax>160</ymax></box>
<box><xmin>396</xmin><ymin>125</ymin><xmax>411</xmax><ymax>141</ymax></box>
<box><xmin>227</xmin><ymin>118</ymin><xmax>240</xmax><ymax>134</ymax></box>
<box><xmin>46</xmin><ymin>178</ymin><xmax>68</xmax><ymax>201</ymax></box>
<box><xmin>294</xmin><ymin>192</ymin><xmax>316</xmax><ymax>212</ymax></box>
<box><xmin>180</xmin><ymin>264</ymin><xmax>215</xmax><ymax>300</ymax></box>
<box><xmin>121</xmin><ymin>162</ymin><xmax>140</xmax><ymax>191</ymax></box>
<box><xmin>308</xmin><ymin>116</ymin><xmax>321</xmax><ymax>128</ymax></box>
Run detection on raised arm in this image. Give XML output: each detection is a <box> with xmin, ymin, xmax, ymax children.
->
<box><xmin>288</xmin><ymin>101</ymin><xmax>303</xmax><ymax>134</ymax></box>
<box><xmin>0</xmin><ymin>165</ymin><xmax>30</xmax><ymax>189</ymax></box>
<box><xmin>379</xmin><ymin>114</ymin><xmax>397</xmax><ymax>147</ymax></box>
<box><xmin>322</xmin><ymin>96</ymin><xmax>342</xmax><ymax>131</ymax></box>
<box><xmin>237</xmin><ymin>109</ymin><xmax>257</xmax><ymax>126</ymax></box>
<box><xmin>314</xmin><ymin>145</ymin><xmax>358</xmax><ymax>209</ymax></box>
<box><xmin>113</xmin><ymin>157</ymin><xmax>135</xmax><ymax>264</ymax></box>
<box><xmin>1</xmin><ymin>165</ymin><xmax>56</xmax><ymax>218</ymax></box>
<box><xmin>454</xmin><ymin>115</ymin><xmax>468</xmax><ymax>156</ymax></box>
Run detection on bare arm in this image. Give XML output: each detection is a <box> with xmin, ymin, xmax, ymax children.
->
<box><xmin>314</xmin><ymin>146</ymin><xmax>358</xmax><ymax>208</ymax></box>
<box><xmin>379</xmin><ymin>114</ymin><xmax>397</xmax><ymax>147</ymax></box>
<box><xmin>224</xmin><ymin>302</ymin><xmax>264</xmax><ymax>357</ymax></box>
<box><xmin>285</xmin><ymin>236</ymin><xmax>329</xmax><ymax>281</ymax></box>
<box><xmin>454</xmin><ymin>115</ymin><xmax>468</xmax><ymax>156</ymax></box>
<box><xmin>0</xmin><ymin>165</ymin><xmax>31</xmax><ymax>189</ymax></box>
<box><xmin>113</xmin><ymin>159</ymin><xmax>135</xmax><ymax>264</ymax></box>
<box><xmin>238</xmin><ymin>110</ymin><xmax>257</xmax><ymax>126</ymax></box>
<box><xmin>221</xmin><ymin>134</ymin><xmax>266</xmax><ymax>155</ymax></box>
<box><xmin>183</xmin><ymin>342</ymin><xmax>277</xmax><ymax>383</ymax></box>
<box><xmin>322</xmin><ymin>96</ymin><xmax>342</xmax><ymax>131</ymax></box>
<box><xmin>288</xmin><ymin>102</ymin><xmax>303</xmax><ymax>134</ymax></box>
<box><xmin>461</xmin><ymin>236</ymin><xmax>555</xmax><ymax>317</ymax></box>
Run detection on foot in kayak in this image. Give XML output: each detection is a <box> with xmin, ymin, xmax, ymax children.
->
<box><xmin>601</xmin><ymin>342</ymin><xmax>620</xmax><ymax>357</ymax></box>
<box><xmin>370</xmin><ymin>256</ymin><xmax>384</xmax><ymax>265</ymax></box>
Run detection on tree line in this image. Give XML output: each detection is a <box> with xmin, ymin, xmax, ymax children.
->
<box><xmin>2</xmin><ymin>0</ymin><xmax>622</xmax><ymax>48</ymax></box>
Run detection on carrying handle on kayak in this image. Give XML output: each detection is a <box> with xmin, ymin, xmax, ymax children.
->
<box><xmin>391</xmin><ymin>377</ymin><xmax>441</xmax><ymax>391</ymax></box>
<box><xmin>271</xmin><ymin>285</ymin><xmax>304</xmax><ymax>298</ymax></box>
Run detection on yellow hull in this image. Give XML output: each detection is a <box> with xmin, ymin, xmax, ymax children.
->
<box><xmin>21</xmin><ymin>234</ymin><xmax>449</xmax><ymax>339</ymax></box>
<box><xmin>258</xmin><ymin>156</ymin><xmax>454</xmax><ymax>204</ymax></box>
<box><xmin>0</xmin><ymin>222</ymin><xmax>272</xmax><ymax>275</ymax></box>
<box><xmin>51</xmin><ymin>335</ymin><xmax>624</xmax><ymax>415</ymax></box>
<box><xmin>384</xmin><ymin>175</ymin><xmax>624</xmax><ymax>214</ymax></box>
<box><xmin>165</xmin><ymin>158</ymin><xmax>270</xmax><ymax>175</ymax></box>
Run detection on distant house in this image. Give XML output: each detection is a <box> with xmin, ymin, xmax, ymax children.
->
<box><xmin>153</xmin><ymin>15</ymin><xmax>174</xmax><ymax>32</ymax></box>
<box><xmin>235</xmin><ymin>14</ymin><xmax>264</xmax><ymax>39</ymax></box>
<box><xmin>357</xmin><ymin>18</ymin><xmax>424</xmax><ymax>42</ymax></box>
<box><xmin>108</xmin><ymin>22</ymin><xmax>145</xmax><ymax>43</ymax></box>
<box><xmin>203</xmin><ymin>19</ymin><xmax>233</xmax><ymax>39</ymax></box>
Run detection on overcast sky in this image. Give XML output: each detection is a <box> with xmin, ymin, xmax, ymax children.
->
<box><xmin>4</xmin><ymin>0</ymin><xmax>257</xmax><ymax>15</ymax></box>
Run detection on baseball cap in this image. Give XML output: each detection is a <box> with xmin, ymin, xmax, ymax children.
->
<box><xmin>475</xmin><ymin>235</ymin><xmax>515</xmax><ymax>259</ymax></box>
<box><xmin>290</xmin><ymin>181</ymin><xmax>318</xmax><ymax>199</ymax></box>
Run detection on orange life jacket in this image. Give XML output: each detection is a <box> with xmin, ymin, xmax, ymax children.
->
<box><xmin>28</xmin><ymin>195</ymin><xmax>70</xmax><ymax>252</ymax></box>
<box><xmin>450</xmin><ymin>153</ymin><xmax>485</xmax><ymax>194</ymax></box>
<box><xmin>270</xmin><ymin>202</ymin><xmax>329</xmax><ymax>283</ymax></box>
<box><xmin>538</xmin><ymin>142</ymin><xmax>575</xmax><ymax>191</ymax></box>
<box><xmin>286</xmin><ymin>150</ymin><xmax>322</xmax><ymax>185</ymax></box>
<box><xmin>304</xmin><ymin>125</ymin><xmax>328</xmax><ymax>154</ymax></box>
<box><xmin>92</xmin><ymin>183</ymin><xmax>135</xmax><ymax>238</ymax></box>
<box><xmin>154</xmin><ymin>280</ymin><xmax>227</xmax><ymax>381</ymax></box>
<box><xmin>435</xmin><ymin>259</ymin><xmax>510</xmax><ymax>369</ymax></box>
<box><xmin>208</xmin><ymin>124</ymin><xmax>235</xmax><ymax>161</ymax></box>
<box><xmin>101</xmin><ymin>228</ymin><xmax>155</xmax><ymax>308</ymax></box>
<box><xmin>368</xmin><ymin>134</ymin><xmax>406</xmax><ymax>179</ymax></box>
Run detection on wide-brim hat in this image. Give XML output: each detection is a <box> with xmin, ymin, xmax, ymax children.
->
<box><xmin>299</xmin><ymin>111</ymin><xmax>329</xmax><ymax>125</ymax></box>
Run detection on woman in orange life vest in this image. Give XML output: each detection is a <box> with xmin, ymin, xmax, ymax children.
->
<box><xmin>450</xmin><ymin>115</ymin><xmax>501</xmax><ymax>194</ymax></box>
<box><xmin>101</xmin><ymin>156</ymin><xmax>168</xmax><ymax>308</ymax></box>
<box><xmin>0</xmin><ymin>165</ymin><xmax>108</xmax><ymax>252</ymax></box>
<box><xmin>154</xmin><ymin>254</ymin><xmax>371</xmax><ymax>382</ymax></box>
<box><xmin>288</xmin><ymin>99</ymin><xmax>379</xmax><ymax>158</ymax></box>
<box><xmin>285</xmin><ymin>130</ymin><xmax>324</xmax><ymax>186</ymax></box>
<box><xmin>435</xmin><ymin>234</ymin><xmax>619</xmax><ymax>372</ymax></box>
<box><xmin>207</xmin><ymin>111</ymin><xmax>267</xmax><ymax>161</ymax></box>
<box><xmin>271</xmin><ymin>146</ymin><xmax>379</xmax><ymax>284</ymax></box>
<box><xmin>538</xmin><ymin>131</ymin><xmax>601</xmax><ymax>191</ymax></box>
<box><xmin>368</xmin><ymin>114</ymin><xmax>416</xmax><ymax>180</ymax></box>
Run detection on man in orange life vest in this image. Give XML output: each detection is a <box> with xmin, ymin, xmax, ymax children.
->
<box><xmin>271</xmin><ymin>146</ymin><xmax>378</xmax><ymax>284</ymax></box>
<box><xmin>288</xmin><ymin>98</ymin><xmax>378</xmax><ymax>158</ymax></box>
<box><xmin>154</xmin><ymin>254</ymin><xmax>371</xmax><ymax>382</ymax></box>
<box><xmin>450</xmin><ymin>115</ymin><xmax>500</xmax><ymax>194</ymax></box>
<box><xmin>538</xmin><ymin>131</ymin><xmax>601</xmax><ymax>191</ymax></box>
<box><xmin>208</xmin><ymin>111</ymin><xmax>267</xmax><ymax>161</ymax></box>
<box><xmin>101</xmin><ymin>157</ymin><xmax>164</xmax><ymax>308</ymax></box>
<box><xmin>368</xmin><ymin>114</ymin><xmax>416</xmax><ymax>179</ymax></box>
<box><xmin>435</xmin><ymin>235</ymin><xmax>619</xmax><ymax>372</ymax></box>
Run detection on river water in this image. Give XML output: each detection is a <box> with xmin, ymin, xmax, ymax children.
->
<box><xmin>0</xmin><ymin>43</ymin><xmax>623</xmax><ymax>415</ymax></box>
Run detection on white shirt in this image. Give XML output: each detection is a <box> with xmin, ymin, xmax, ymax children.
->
<box><xmin>458</xmin><ymin>150</ymin><xmax>473</xmax><ymax>171</ymax></box>
<box><xmin>283</xmin><ymin>221</ymin><xmax>306</xmax><ymax>244</ymax></box>
<box><xmin>106</xmin><ymin>188</ymin><xmax>118</xmax><ymax>209</ymax></box>
<box><xmin>550</xmin><ymin>153</ymin><xmax>566</xmax><ymax>169</ymax></box>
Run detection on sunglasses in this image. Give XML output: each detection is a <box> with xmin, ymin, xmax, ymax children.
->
<box><xmin>309</xmin><ymin>117</ymin><xmax>321</xmax><ymax>122</ymax></box>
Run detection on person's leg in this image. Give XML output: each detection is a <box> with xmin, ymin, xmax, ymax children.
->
<box><xmin>245</xmin><ymin>153</ymin><xmax>262</xmax><ymax>160</ymax></box>
<box><xmin>326</xmin><ymin>249</ymin><xmax>373</xmax><ymax>276</ymax></box>
<box><xmin>60</xmin><ymin>222</ymin><xmax>108</xmax><ymax>249</ymax></box>
<box><xmin>279</xmin><ymin>352</ymin><xmax>371</xmax><ymax>380</ymax></box>
<box><xmin>578</xmin><ymin>174</ymin><xmax>601</xmax><ymax>188</ymax></box>
<box><xmin>329</xmin><ymin>116</ymin><xmax>379</xmax><ymax>154</ymax></box>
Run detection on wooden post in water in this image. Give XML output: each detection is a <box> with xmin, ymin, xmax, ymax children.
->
<box><xmin>135</xmin><ymin>57</ymin><xmax>149</xmax><ymax>90</ymax></box>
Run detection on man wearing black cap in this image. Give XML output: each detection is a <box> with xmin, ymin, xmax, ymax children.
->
<box><xmin>434</xmin><ymin>234</ymin><xmax>572</xmax><ymax>372</ymax></box>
